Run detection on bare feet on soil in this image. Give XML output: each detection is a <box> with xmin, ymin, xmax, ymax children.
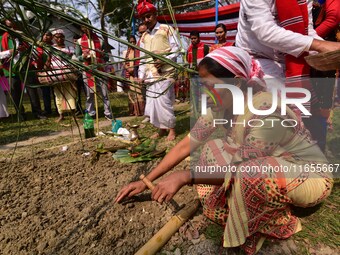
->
<box><xmin>150</xmin><ymin>129</ymin><xmax>167</xmax><ymax>139</ymax></box>
<box><xmin>166</xmin><ymin>129</ymin><xmax>176</xmax><ymax>141</ymax></box>
<box><xmin>150</xmin><ymin>129</ymin><xmax>176</xmax><ymax>141</ymax></box>
<box><xmin>55</xmin><ymin>114</ymin><xmax>64</xmax><ymax>123</ymax></box>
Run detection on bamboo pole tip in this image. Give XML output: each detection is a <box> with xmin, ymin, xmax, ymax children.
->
<box><xmin>140</xmin><ymin>174</ymin><xmax>146</xmax><ymax>180</ymax></box>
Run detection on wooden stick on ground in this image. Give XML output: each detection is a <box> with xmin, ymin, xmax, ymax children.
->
<box><xmin>140</xmin><ymin>174</ymin><xmax>155</xmax><ymax>191</ymax></box>
<box><xmin>139</xmin><ymin>174</ymin><xmax>182</xmax><ymax>212</ymax></box>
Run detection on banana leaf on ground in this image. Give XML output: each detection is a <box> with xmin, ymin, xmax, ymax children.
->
<box><xmin>112</xmin><ymin>139</ymin><xmax>166</xmax><ymax>163</ymax></box>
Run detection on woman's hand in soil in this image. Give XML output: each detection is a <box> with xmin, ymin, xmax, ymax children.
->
<box><xmin>152</xmin><ymin>171</ymin><xmax>190</xmax><ymax>203</ymax></box>
<box><xmin>115</xmin><ymin>181</ymin><xmax>147</xmax><ymax>203</ymax></box>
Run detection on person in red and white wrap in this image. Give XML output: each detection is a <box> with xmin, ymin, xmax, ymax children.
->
<box><xmin>236</xmin><ymin>0</ymin><xmax>340</xmax><ymax>151</ymax></box>
<box><xmin>75</xmin><ymin>21</ymin><xmax>112</xmax><ymax>120</ymax></box>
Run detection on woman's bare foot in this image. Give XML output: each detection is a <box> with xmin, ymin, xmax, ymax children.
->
<box><xmin>55</xmin><ymin>114</ymin><xmax>64</xmax><ymax>123</ymax></box>
<box><xmin>150</xmin><ymin>129</ymin><xmax>167</xmax><ymax>139</ymax></box>
<box><xmin>166</xmin><ymin>128</ymin><xmax>176</xmax><ymax>141</ymax></box>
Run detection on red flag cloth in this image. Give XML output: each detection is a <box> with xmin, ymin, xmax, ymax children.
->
<box><xmin>1</xmin><ymin>32</ymin><xmax>10</xmax><ymax>70</ymax></box>
<box><xmin>80</xmin><ymin>32</ymin><xmax>104</xmax><ymax>88</ymax></box>
<box><xmin>1</xmin><ymin>32</ymin><xmax>9</xmax><ymax>51</ymax></box>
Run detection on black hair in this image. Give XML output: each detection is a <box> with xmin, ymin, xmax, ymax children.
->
<box><xmin>129</xmin><ymin>35</ymin><xmax>137</xmax><ymax>42</ymax></box>
<box><xmin>190</xmin><ymin>31</ymin><xmax>200</xmax><ymax>38</ymax></box>
<box><xmin>198</xmin><ymin>57</ymin><xmax>234</xmax><ymax>79</ymax></box>
<box><xmin>214</xmin><ymin>23</ymin><xmax>227</xmax><ymax>32</ymax></box>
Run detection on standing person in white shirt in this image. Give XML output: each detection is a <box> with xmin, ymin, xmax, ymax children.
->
<box><xmin>136</xmin><ymin>0</ymin><xmax>180</xmax><ymax>141</ymax></box>
<box><xmin>236</xmin><ymin>0</ymin><xmax>340</xmax><ymax>82</ymax></box>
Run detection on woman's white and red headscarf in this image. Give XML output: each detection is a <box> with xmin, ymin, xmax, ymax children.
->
<box><xmin>205</xmin><ymin>46</ymin><xmax>265</xmax><ymax>88</ymax></box>
<box><xmin>136</xmin><ymin>0</ymin><xmax>157</xmax><ymax>18</ymax></box>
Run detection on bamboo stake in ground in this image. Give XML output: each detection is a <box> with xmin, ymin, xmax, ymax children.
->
<box><xmin>88</xmin><ymin>32</ymin><xmax>100</xmax><ymax>135</ymax></box>
<box><xmin>134</xmin><ymin>199</ymin><xmax>200</xmax><ymax>255</ymax></box>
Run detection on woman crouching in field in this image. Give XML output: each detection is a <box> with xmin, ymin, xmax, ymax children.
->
<box><xmin>115</xmin><ymin>46</ymin><xmax>333</xmax><ymax>254</ymax></box>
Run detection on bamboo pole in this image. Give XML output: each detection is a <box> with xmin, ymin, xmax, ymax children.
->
<box><xmin>161</xmin><ymin>0</ymin><xmax>211</xmax><ymax>10</ymax></box>
<box><xmin>88</xmin><ymin>32</ymin><xmax>100</xmax><ymax>135</ymax></box>
<box><xmin>134</xmin><ymin>199</ymin><xmax>200</xmax><ymax>255</ymax></box>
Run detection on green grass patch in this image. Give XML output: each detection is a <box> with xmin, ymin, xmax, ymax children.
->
<box><xmin>0</xmin><ymin>92</ymin><xmax>129</xmax><ymax>145</ymax></box>
<box><xmin>294</xmin><ymin>180</ymin><xmax>340</xmax><ymax>248</ymax></box>
<box><xmin>326</xmin><ymin>108</ymin><xmax>340</xmax><ymax>163</ymax></box>
<box><xmin>203</xmin><ymin>223</ymin><xmax>224</xmax><ymax>245</ymax></box>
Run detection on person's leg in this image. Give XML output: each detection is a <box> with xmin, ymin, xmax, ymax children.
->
<box><xmin>135</xmin><ymin>87</ymin><xmax>145</xmax><ymax>116</ymax></box>
<box><xmin>53</xmin><ymin>85</ymin><xmax>64</xmax><ymax>122</ymax></box>
<box><xmin>142</xmin><ymin>83</ymin><xmax>150</xmax><ymax>122</ymax></box>
<box><xmin>190</xmin><ymin>75</ymin><xmax>201</xmax><ymax>117</ymax></box>
<box><xmin>127</xmin><ymin>90</ymin><xmax>135</xmax><ymax>116</ymax></box>
<box><xmin>195</xmin><ymin>138</ymin><xmax>233</xmax><ymax>225</ymax></box>
<box><xmin>85</xmin><ymin>88</ymin><xmax>95</xmax><ymax>116</ymax></box>
<box><xmin>83</xmin><ymin>73</ymin><xmax>96</xmax><ymax>117</ymax></box>
<box><xmin>10</xmin><ymin>76</ymin><xmax>25</xmax><ymax>117</ymax></box>
<box><xmin>148</xmin><ymin>79</ymin><xmax>176</xmax><ymax>141</ymax></box>
<box><xmin>97</xmin><ymin>78</ymin><xmax>112</xmax><ymax>118</ymax></box>
<box><xmin>41</xmin><ymin>86</ymin><xmax>52</xmax><ymax>114</ymax></box>
<box><xmin>76</xmin><ymin>76</ymin><xmax>85</xmax><ymax>113</ymax></box>
<box><xmin>0</xmin><ymin>85</ymin><xmax>9</xmax><ymax>118</ymax></box>
<box><xmin>56</xmin><ymin>81</ymin><xmax>77</xmax><ymax>122</ymax></box>
<box><xmin>307</xmin><ymin>75</ymin><xmax>334</xmax><ymax>152</ymax></box>
<box><xmin>49</xmin><ymin>87</ymin><xmax>58</xmax><ymax>114</ymax></box>
<box><xmin>63</xmin><ymin>81</ymin><xmax>77</xmax><ymax>112</ymax></box>
<box><xmin>165</xmin><ymin>80</ymin><xmax>176</xmax><ymax>141</ymax></box>
<box><xmin>26</xmin><ymin>74</ymin><xmax>47</xmax><ymax>119</ymax></box>
<box><xmin>26</xmin><ymin>86</ymin><xmax>46</xmax><ymax>119</ymax></box>
<box><xmin>303</xmin><ymin>115</ymin><xmax>326</xmax><ymax>152</ymax></box>
<box><xmin>167</xmin><ymin>128</ymin><xmax>176</xmax><ymax>141</ymax></box>
<box><xmin>137</xmin><ymin>99</ymin><xmax>145</xmax><ymax>116</ymax></box>
<box><xmin>150</xmin><ymin>129</ymin><xmax>167</xmax><ymax>139</ymax></box>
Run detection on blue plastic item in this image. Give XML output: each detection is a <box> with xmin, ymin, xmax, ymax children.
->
<box><xmin>112</xmin><ymin>119</ymin><xmax>122</xmax><ymax>133</ymax></box>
